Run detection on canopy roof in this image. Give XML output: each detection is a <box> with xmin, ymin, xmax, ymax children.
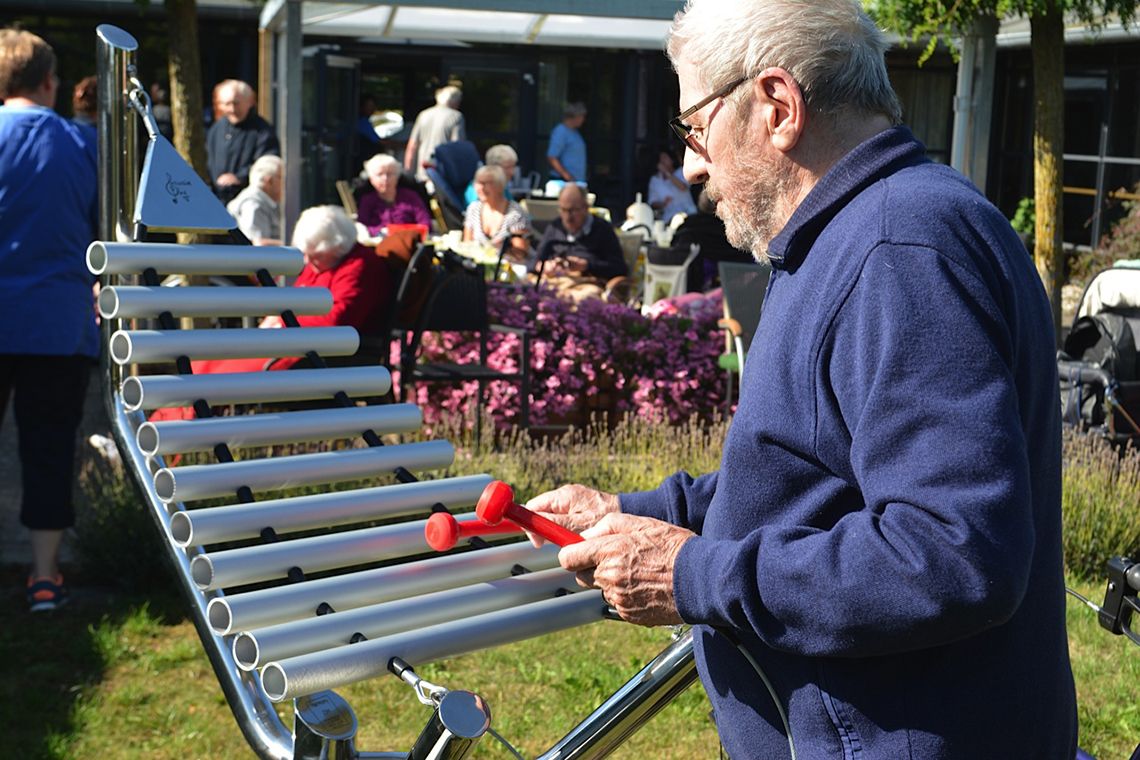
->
<box><xmin>260</xmin><ymin>0</ymin><xmax>682</xmax><ymax>49</ymax></box>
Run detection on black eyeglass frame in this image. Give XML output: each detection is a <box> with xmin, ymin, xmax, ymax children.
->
<box><xmin>668</xmin><ymin>76</ymin><xmax>748</xmax><ymax>152</ymax></box>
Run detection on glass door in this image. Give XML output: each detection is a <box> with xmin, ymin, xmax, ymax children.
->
<box><xmin>302</xmin><ymin>50</ymin><xmax>360</xmax><ymax>209</ymax></box>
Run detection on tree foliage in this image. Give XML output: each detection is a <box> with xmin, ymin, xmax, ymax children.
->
<box><xmin>866</xmin><ymin>0</ymin><xmax>1137</xmax><ymax>341</ymax></box>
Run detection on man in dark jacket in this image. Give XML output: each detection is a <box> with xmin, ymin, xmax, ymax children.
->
<box><xmin>525</xmin><ymin>1</ymin><xmax>1077</xmax><ymax>758</ymax></box>
<box><xmin>207</xmin><ymin>79</ymin><xmax>279</xmax><ymax>204</ymax></box>
<box><xmin>534</xmin><ymin>184</ymin><xmax>626</xmax><ymax>282</ymax></box>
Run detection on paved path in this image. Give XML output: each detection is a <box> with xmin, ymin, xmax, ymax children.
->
<box><xmin>1</xmin><ymin>367</ymin><xmax>108</xmax><ymax>567</ymax></box>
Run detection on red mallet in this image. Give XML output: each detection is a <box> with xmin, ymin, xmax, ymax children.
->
<box><xmin>424</xmin><ymin>512</ymin><xmax>522</xmax><ymax>552</ymax></box>
<box><xmin>475</xmin><ymin>480</ymin><xmax>583</xmax><ymax>547</ymax></box>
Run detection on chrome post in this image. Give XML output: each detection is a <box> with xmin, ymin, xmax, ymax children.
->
<box><xmin>95</xmin><ymin>24</ymin><xmax>138</xmax><ymax>245</ymax></box>
<box><xmin>292</xmin><ymin>691</ymin><xmax>359</xmax><ymax>760</ymax></box>
<box><xmin>537</xmin><ymin>629</ymin><xmax>698</xmax><ymax>759</ymax></box>
<box><xmin>407</xmin><ymin>690</ymin><xmax>492</xmax><ymax>760</ymax></box>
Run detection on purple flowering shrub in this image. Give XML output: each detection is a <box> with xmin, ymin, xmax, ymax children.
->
<box><xmin>396</xmin><ymin>286</ymin><xmax>727</xmax><ymax>429</ymax></box>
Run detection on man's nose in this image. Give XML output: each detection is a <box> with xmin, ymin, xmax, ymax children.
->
<box><xmin>682</xmin><ymin>146</ymin><xmax>708</xmax><ymax>185</ymax></box>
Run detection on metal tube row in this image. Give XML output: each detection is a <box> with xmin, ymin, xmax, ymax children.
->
<box><xmin>153</xmin><ymin>439</ymin><xmax>454</xmax><ymax>503</ymax></box>
<box><xmin>233</xmin><ymin>568</ymin><xmax>578</xmax><ymax>670</ymax></box>
<box><xmin>87</xmin><ymin>241</ymin><xmax>303</xmax><ymax>275</ymax></box>
<box><xmin>260</xmin><ymin>591</ymin><xmax>608</xmax><ymax>702</ymax></box>
<box><xmin>207</xmin><ymin>543</ymin><xmax>560</xmax><ymax>635</ymax></box>
<box><xmin>191</xmin><ymin>516</ymin><xmax>497</xmax><ymax>591</ymax></box>
<box><xmin>121</xmin><ymin>366</ymin><xmax>391</xmax><ymax>411</ymax></box>
<box><xmin>99</xmin><ymin>285</ymin><xmax>333</xmax><ymax>319</ymax></box>
<box><xmin>170</xmin><ymin>474</ymin><xmax>492</xmax><ymax>547</ymax></box>
<box><xmin>137</xmin><ymin>404</ymin><xmax>420</xmax><ymax>455</ymax></box>
<box><xmin>109</xmin><ymin>327</ymin><xmax>359</xmax><ymax>365</ymax></box>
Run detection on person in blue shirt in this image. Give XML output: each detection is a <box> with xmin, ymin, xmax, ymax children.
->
<box><xmin>524</xmin><ymin>1</ymin><xmax>1077</xmax><ymax>758</ymax></box>
<box><xmin>546</xmin><ymin>102</ymin><xmax>587</xmax><ymax>189</ymax></box>
<box><xmin>0</xmin><ymin>28</ymin><xmax>99</xmax><ymax>612</ymax></box>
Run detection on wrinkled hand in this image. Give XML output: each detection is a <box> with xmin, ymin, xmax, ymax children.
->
<box><xmin>216</xmin><ymin>172</ymin><xmax>241</xmax><ymax>187</ymax></box>
<box><xmin>559</xmin><ymin>513</ymin><xmax>694</xmax><ymax>627</ymax></box>
<box><xmin>524</xmin><ymin>484</ymin><xmax>620</xmax><ymax>546</ymax></box>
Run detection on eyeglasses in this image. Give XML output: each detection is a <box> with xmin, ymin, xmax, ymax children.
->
<box><xmin>668</xmin><ymin>76</ymin><xmax>748</xmax><ymax>153</ymax></box>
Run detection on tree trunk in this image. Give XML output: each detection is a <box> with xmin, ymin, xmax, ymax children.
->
<box><xmin>165</xmin><ymin>0</ymin><xmax>211</xmax><ymax>249</ymax></box>
<box><xmin>1030</xmin><ymin>5</ymin><xmax>1065</xmax><ymax>344</ymax></box>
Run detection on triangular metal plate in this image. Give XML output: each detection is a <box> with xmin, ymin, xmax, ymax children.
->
<box><xmin>134</xmin><ymin>135</ymin><xmax>237</xmax><ymax>234</ymax></box>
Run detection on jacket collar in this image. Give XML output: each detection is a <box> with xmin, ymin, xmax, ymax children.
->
<box><xmin>766</xmin><ymin>126</ymin><xmax>928</xmax><ymax>272</ymax></box>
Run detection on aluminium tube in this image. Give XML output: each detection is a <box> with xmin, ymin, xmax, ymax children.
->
<box><xmin>121</xmin><ymin>366</ymin><xmax>391</xmax><ymax>411</ymax></box>
<box><xmin>170</xmin><ymin>474</ymin><xmax>491</xmax><ymax>546</ymax></box>
<box><xmin>153</xmin><ymin>439</ymin><xmax>454</xmax><ymax>504</ymax></box>
<box><xmin>87</xmin><ymin>241</ymin><xmax>304</xmax><ymax>276</ymax></box>
<box><xmin>109</xmin><ymin>326</ymin><xmax>359</xmax><ymax>365</ymax></box>
<box><xmin>537</xmin><ymin>630</ymin><xmax>698</xmax><ymax>760</ymax></box>
<box><xmin>233</xmin><ymin>568</ymin><xmax>578</xmax><ymax>670</ymax></box>
<box><xmin>104</xmin><ymin>397</ymin><xmax>294</xmax><ymax>759</ymax></box>
<box><xmin>99</xmin><ymin>285</ymin><xmax>333</xmax><ymax>319</ymax></box>
<box><xmin>137</xmin><ymin>404</ymin><xmax>421</xmax><ymax>455</ymax></box>
<box><xmin>207</xmin><ymin>543</ymin><xmax>561</xmax><ymax>635</ymax></box>
<box><xmin>260</xmin><ymin>591</ymin><xmax>608</xmax><ymax>702</ymax></box>
<box><xmin>190</xmin><ymin>517</ymin><xmax>485</xmax><ymax>590</ymax></box>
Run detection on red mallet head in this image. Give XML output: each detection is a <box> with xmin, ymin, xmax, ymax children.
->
<box><xmin>425</xmin><ymin>512</ymin><xmax>462</xmax><ymax>551</ymax></box>
<box><xmin>476</xmin><ymin>480</ymin><xmax>516</xmax><ymax>525</ymax></box>
<box><xmin>475</xmin><ymin>480</ymin><xmax>584</xmax><ymax>547</ymax></box>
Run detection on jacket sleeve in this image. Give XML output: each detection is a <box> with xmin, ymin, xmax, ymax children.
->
<box><xmin>671</xmin><ymin>242</ymin><xmax>1045</xmax><ymax>658</ymax></box>
<box><xmin>620</xmin><ymin>470</ymin><xmax>719</xmax><ymax>532</ymax></box>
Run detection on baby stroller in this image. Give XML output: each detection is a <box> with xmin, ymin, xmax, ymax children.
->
<box><xmin>1058</xmin><ymin>265</ymin><xmax>1140</xmax><ymax>446</ymax></box>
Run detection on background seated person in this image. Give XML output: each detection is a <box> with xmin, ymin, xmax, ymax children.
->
<box><xmin>647</xmin><ymin>147</ymin><xmax>696</xmax><ymax>223</ymax></box>
<box><xmin>226</xmin><ymin>155</ymin><xmax>283</xmax><ymax>245</ymax></box>
<box><xmin>357</xmin><ymin>153</ymin><xmax>432</xmax><ymax>236</ymax></box>
<box><xmin>532</xmin><ymin>185</ymin><xmax>627</xmax><ymax>301</ymax></box>
<box><xmin>462</xmin><ymin>165</ymin><xmax>531</xmax><ymax>262</ymax></box>
<box><xmin>464</xmin><ymin>144</ymin><xmax>517</xmax><ymax>208</ymax></box>
<box><xmin>150</xmin><ymin>205</ymin><xmax>391</xmax><ymax>421</ymax></box>
<box><xmin>534</xmin><ymin>184</ymin><xmax>626</xmax><ymax>280</ymax></box>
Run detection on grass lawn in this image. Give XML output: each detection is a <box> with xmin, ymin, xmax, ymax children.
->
<box><xmin>1</xmin><ymin>565</ymin><xmax>1135</xmax><ymax>759</ymax></box>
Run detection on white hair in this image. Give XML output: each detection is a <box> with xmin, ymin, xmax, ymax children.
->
<box><xmin>667</xmin><ymin>0</ymin><xmax>901</xmax><ymax>124</ymax></box>
<box><xmin>219</xmin><ymin>78</ymin><xmax>254</xmax><ymax>102</ymax></box>
<box><xmin>364</xmin><ymin>153</ymin><xmax>401</xmax><ymax>176</ymax></box>
<box><xmin>484</xmin><ymin>144</ymin><xmax>518</xmax><ymax>167</ymax></box>
<box><xmin>436</xmin><ymin>85</ymin><xmax>462</xmax><ymax>107</ymax></box>
<box><xmin>249</xmin><ymin>155</ymin><xmax>282</xmax><ymax>190</ymax></box>
<box><xmin>474</xmin><ymin>164</ymin><xmax>507</xmax><ymax>193</ymax></box>
<box><xmin>292</xmin><ymin>205</ymin><xmax>357</xmax><ymax>260</ymax></box>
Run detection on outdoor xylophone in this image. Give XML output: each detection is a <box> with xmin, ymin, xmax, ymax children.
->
<box><xmin>92</xmin><ymin>24</ymin><xmax>696</xmax><ymax>760</ymax></box>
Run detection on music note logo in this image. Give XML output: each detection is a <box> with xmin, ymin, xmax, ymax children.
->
<box><xmin>165</xmin><ymin>173</ymin><xmax>191</xmax><ymax>204</ymax></box>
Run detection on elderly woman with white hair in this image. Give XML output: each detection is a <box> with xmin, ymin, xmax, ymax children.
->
<box><xmin>149</xmin><ymin>207</ymin><xmax>391</xmax><ymax>421</ymax></box>
<box><xmin>462</xmin><ymin>164</ymin><xmax>531</xmax><ymax>261</ymax></box>
<box><xmin>357</xmin><ymin>153</ymin><xmax>432</xmax><ymax>236</ymax></box>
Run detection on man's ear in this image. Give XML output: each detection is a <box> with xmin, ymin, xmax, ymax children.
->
<box><xmin>752</xmin><ymin>67</ymin><xmax>806</xmax><ymax>153</ymax></box>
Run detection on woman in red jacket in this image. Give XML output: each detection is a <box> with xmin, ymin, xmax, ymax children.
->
<box><xmin>150</xmin><ymin>205</ymin><xmax>391</xmax><ymax>420</ymax></box>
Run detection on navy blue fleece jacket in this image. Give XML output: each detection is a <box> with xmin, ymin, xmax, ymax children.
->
<box><xmin>622</xmin><ymin>127</ymin><xmax>1076</xmax><ymax>759</ymax></box>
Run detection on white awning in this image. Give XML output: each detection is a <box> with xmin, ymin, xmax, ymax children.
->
<box><xmin>263</xmin><ymin>0</ymin><xmax>681</xmax><ymax>50</ymax></box>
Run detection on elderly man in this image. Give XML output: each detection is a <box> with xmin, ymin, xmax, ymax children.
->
<box><xmin>527</xmin><ymin>1</ymin><xmax>1077</xmax><ymax>758</ymax></box>
<box><xmin>0</xmin><ymin>29</ymin><xmax>98</xmax><ymax>611</ymax></box>
<box><xmin>207</xmin><ymin>79</ymin><xmax>280</xmax><ymax>203</ymax></box>
<box><xmin>534</xmin><ymin>184</ymin><xmax>625</xmax><ymax>282</ymax></box>
<box><xmin>403</xmin><ymin>85</ymin><xmax>465</xmax><ymax>182</ymax></box>
<box><xmin>226</xmin><ymin>154</ymin><xmax>283</xmax><ymax>246</ymax></box>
